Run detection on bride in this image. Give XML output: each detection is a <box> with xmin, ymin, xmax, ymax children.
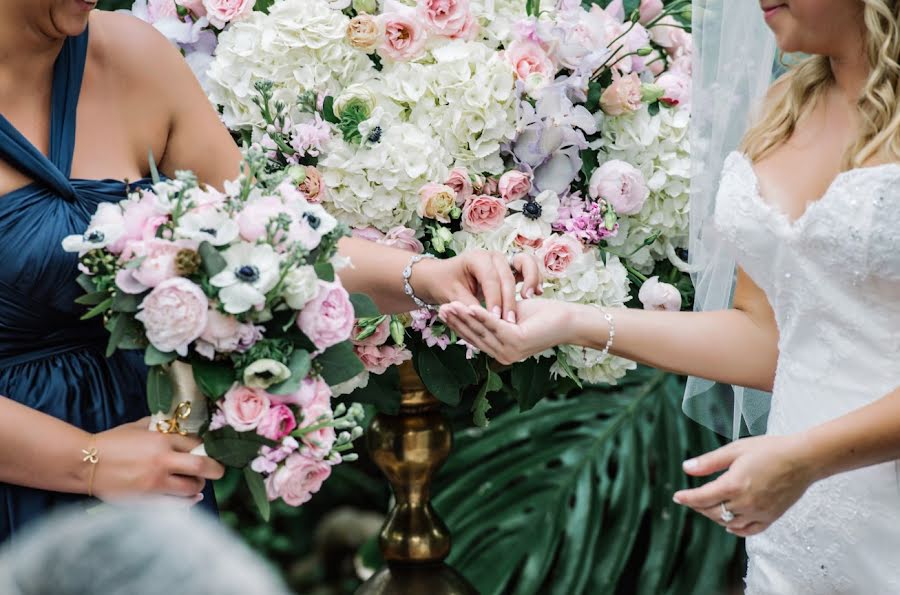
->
<box><xmin>441</xmin><ymin>0</ymin><xmax>900</xmax><ymax>592</ymax></box>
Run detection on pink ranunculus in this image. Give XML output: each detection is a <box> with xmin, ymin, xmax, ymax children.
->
<box><xmin>461</xmin><ymin>195</ymin><xmax>507</xmax><ymax>233</ymax></box>
<box><xmin>257</xmin><ymin>404</ymin><xmax>298</xmax><ymax>441</ymax></box>
<box><xmin>417</xmin><ymin>0</ymin><xmax>472</xmax><ymax>38</ymax></box>
<box><xmin>202</xmin><ymin>0</ymin><xmax>253</xmax><ymax>29</ymax></box>
<box><xmin>589</xmin><ymin>160</ymin><xmax>649</xmax><ymax>216</ymax></box>
<box><xmin>352</xmin><ymin>226</ymin><xmax>386</xmax><ymax>243</ymax></box>
<box><xmin>355</xmin><ymin>344</ymin><xmax>413</xmax><ymax>374</ymax></box>
<box><xmin>221</xmin><ymin>385</ymin><xmax>271</xmax><ymax>432</ymax></box>
<box><xmin>536</xmin><ymin>234</ymin><xmax>583</xmax><ymax>279</ymax></box>
<box><xmin>600</xmin><ymin>72</ymin><xmax>643</xmax><ymax>116</ymax></box>
<box><xmin>298</xmin><ymin>166</ymin><xmax>326</xmax><ymax>203</ymax></box>
<box><xmin>656</xmin><ymin>70</ymin><xmax>691</xmax><ymax>109</ymax></box>
<box><xmin>196</xmin><ymin>309</ymin><xmax>262</xmax><ymax>359</ymax></box>
<box><xmin>589</xmin><ymin>159</ymin><xmax>650</xmax><ymax>215</ymax></box>
<box><xmin>177</xmin><ymin>0</ymin><xmax>206</xmax><ymax>16</ymax></box>
<box><xmin>237</xmin><ymin>195</ymin><xmax>285</xmax><ymax>242</ymax></box>
<box><xmin>445</xmin><ymin>167</ymin><xmax>473</xmax><ymax>205</ymax></box>
<box><xmin>352</xmin><ymin>318</ymin><xmax>391</xmax><ymax>347</ymax></box>
<box><xmin>135</xmin><ymin>278</ymin><xmax>209</xmax><ymax>356</ymax></box>
<box><xmin>639</xmin><ymin>276</ymin><xmax>682</xmax><ymax>311</ymax></box>
<box><xmin>265</xmin><ymin>453</ymin><xmax>332</xmax><ymax>506</ymax></box>
<box><xmin>498</xmin><ymin>170</ymin><xmax>532</xmax><ymax>203</ymax></box>
<box><xmin>639</xmin><ymin>0</ymin><xmax>664</xmax><ymax>24</ymax></box>
<box><xmin>504</xmin><ymin>40</ymin><xmax>555</xmax><ymax>81</ymax></box>
<box><xmin>381</xmin><ymin>226</ymin><xmax>425</xmax><ymax>253</ymax></box>
<box><xmin>297</xmin><ymin>281</ymin><xmax>355</xmax><ymax>350</ymax></box>
<box><xmin>378</xmin><ymin>11</ymin><xmax>427</xmax><ymax>62</ymax></box>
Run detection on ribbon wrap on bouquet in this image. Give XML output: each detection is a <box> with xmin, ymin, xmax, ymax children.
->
<box><xmin>148</xmin><ymin>361</ymin><xmax>209</xmax><ymax>457</ymax></box>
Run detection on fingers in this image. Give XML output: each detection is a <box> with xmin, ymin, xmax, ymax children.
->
<box><xmin>673</xmin><ymin>474</ymin><xmax>737</xmax><ymax>509</ymax></box>
<box><xmin>681</xmin><ymin>442</ymin><xmax>741</xmax><ymax>477</ymax></box>
<box><xmin>513</xmin><ymin>253</ymin><xmax>543</xmax><ymax>298</ymax></box>
<box><xmin>728</xmin><ymin>522</ymin><xmax>766</xmax><ymax>538</ymax></box>
<box><xmin>492</xmin><ymin>253</ymin><xmax>518</xmax><ymax>323</ymax></box>
<box><xmin>167</xmin><ymin>433</ymin><xmax>204</xmax><ymax>453</ymax></box>
<box><xmin>469</xmin><ymin>254</ymin><xmax>503</xmax><ymax>319</ymax></box>
<box><xmin>163</xmin><ymin>474</ymin><xmax>207</xmax><ymax>498</ymax></box>
<box><xmin>167</xmin><ymin>452</ymin><xmax>226</xmax><ymax>481</ymax></box>
<box><xmin>441</xmin><ymin>304</ymin><xmax>504</xmax><ymax>357</ymax></box>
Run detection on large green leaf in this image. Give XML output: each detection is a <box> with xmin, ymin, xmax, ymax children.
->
<box><xmin>317</xmin><ymin>341</ymin><xmax>365</xmax><ymax>386</ymax></box>
<box><xmin>416</xmin><ymin>346</ymin><xmax>476</xmax><ymax>407</ymax></box>
<box><xmin>432</xmin><ymin>369</ymin><xmax>738</xmax><ymax>595</ymax></box>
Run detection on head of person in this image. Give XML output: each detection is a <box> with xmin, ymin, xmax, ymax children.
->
<box><xmin>2</xmin><ymin>0</ymin><xmax>96</xmax><ymax>40</ymax></box>
<box><xmin>743</xmin><ymin>0</ymin><xmax>900</xmax><ymax>168</ymax></box>
<box><xmin>0</xmin><ymin>500</ymin><xmax>292</xmax><ymax>595</ymax></box>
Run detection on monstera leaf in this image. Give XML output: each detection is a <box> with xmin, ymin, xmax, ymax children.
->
<box><xmin>433</xmin><ymin>369</ymin><xmax>740</xmax><ymax>595</ymax></box>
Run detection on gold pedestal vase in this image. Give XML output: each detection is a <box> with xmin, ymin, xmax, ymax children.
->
<box><xmin>356</xmin><ymin>361</ymin><xmax>478</xmax><ymax>595</ymax></box>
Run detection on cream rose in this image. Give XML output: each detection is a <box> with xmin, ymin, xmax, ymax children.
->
<box><xmin>347</xmin><ymin>14</ymin><xmax>382</xmax><ymax>52</ymax></box>
<box><xmin>417</xmin><ymin>183</ymin><xmax>457</xmax><ymax>223</ymax></box>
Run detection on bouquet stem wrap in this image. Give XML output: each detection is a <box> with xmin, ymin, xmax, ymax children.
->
<box><xmin>149</xmin><ymin>362</ymin><xmax>209</xmax><ymax>456</ymax></box>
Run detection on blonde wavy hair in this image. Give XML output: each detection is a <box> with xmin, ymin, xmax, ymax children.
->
<box><xmin>741</xmin><ymin>0</ymin><xmax>900</xmax><ymax>169</ymax></box>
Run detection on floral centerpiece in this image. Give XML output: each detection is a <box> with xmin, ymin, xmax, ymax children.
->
<box><xmin>62</xmin><ymin>151</ymin><xmax>371</xmax><ymax>517</ymax></box>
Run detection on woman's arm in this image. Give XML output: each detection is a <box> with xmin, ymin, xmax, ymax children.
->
<box><xmin>440</xmin><ymin>267</ymin><xmax>779</xmax><ymax>391</ymax></box>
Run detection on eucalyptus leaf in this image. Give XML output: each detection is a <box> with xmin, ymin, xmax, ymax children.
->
<box><xmin>317</xmin><ymin>342</ymin><xmax>365</xmax><ymax>386</ymax></box>
<box><xmin>76</xmin><ymin>273</ymin><xmax>98</xmax><ymax>294</ymax></box>
<box><xmin>193</xmin><ymin>359</ymin><xmax>236</xmax><ymax>399</ymax></box>
<box><xmin>80</xmin><ymin>297</ymin><xmax>113</xmax><ymax>321</ymax></box>
<box><xmin>146</xmin><ymin>365</ymin><xmax>173</xmax><ymax>414</ymax></box>
<box><xmin>105</xmin><ymin>314</ymin><xmax>126</xmax><ymax>357</ymax></box>
<box><xmin>314</xmin><ymin>262</ymin><xmax>335</xmax><ymax>282</ymax></box>
<box><xmin>112</xmin><ymin>291</ymin><xmax>141</xmax><ymax>313</ymax></box>
<box><xmin>75</xmin><ymin>290</ymin><xmax>111</xmax><ymax>306</ymax></box>
<box><xmin>350</xmin><ymin>293</ymin><xmax>381</xmax><ymax>318</ymax></box>
<box><xmin>145</xmin><ymin>345</ymin><xmax>177</xmax><ymax>366</ymax></box>
<box><xmin>199</xmin><ymin>241</ymin><xmax>227</xmax><ymax>277</ymax></box>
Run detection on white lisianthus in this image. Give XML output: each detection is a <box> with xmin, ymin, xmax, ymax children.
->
<box><xmin>330</xmin><ymin>370</ymin><xmax>371</xmax><ymax>397</ymax></box>
<box><xmin>283</xmin><ymin>265</ymin><xmax>320</xmax><ymax>310</ymax></box>
<box><xmin>243</xmin><ymin>358</ymin><xmax>292</xmax><ymax>389</ymax></box>
<box><xmin>210</xmin><ymin>243</ymin><xmax>282</xmax><ymax>313</ymax></box>
<box><xmin>506</xmin><ymin>190</ymin><xmax>561</xmax><ymax>240</ymax></box>
<box><xmin>175</xmin><ymin>210</ymin><xmax>240</xmax><ymax>246</ymax></box>
<box><xmin>334</xmin><ymin>84</ymin><xmax>377</xmax><ymax>119</ymax></box>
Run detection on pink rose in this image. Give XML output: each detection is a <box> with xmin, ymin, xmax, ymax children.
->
<box><xmin>237</xmin><ymin>196</ymin><xmax>285</xmax><ymax>242</ymax></box>
<box><xmin>353</xmin><ymin>319</ymin><xmax>391</xmax><ymax>347</ymax></box>
<box><xmin>445</xmin><ymin>167</ymin><xmax>473</xmax><ymax>205</ymax></box>
<box><xmin>352</xmin><ymin>226</ymin><xmax>386</xmax><ymax>243</ymax></box>
<box><xmin>600</xmin><ymin>73</ymin><xmax>643</xmax><ymax>116</ymax></box>
<box><xmin>639</xmin><ymin>276</ymin><xmax>682</xmax><ymax>311</ymax></box>
<box><xmin>461</xmin><ymin>195</ymin><xmax>507</xmax><ymax>233</ymax></box>
<box><xmin>220</xmin><ymin>385</ymin><xmax>271</xmax><ymax>432</ymax></box>
<box><xmin>297</xmin><ymin>281</ymin><xmax>355</xmax><ymax>350</ymax></box>
<box><xmin>417</xmin><ymin>0</ymin><xmax>474</xmax><ymax>39</ymax></box>
<box><xmin>257</xmin><ymin>404</ymin><xmax>298</xmax><ymax>441</ymax></box>
<box><xmin>378</xmin><ymin>11</ymin><xmax>427</xmax><ymax>62</ymax></box>
<box><xmin>417</xmin><ymin>183</ymin><xmax>456</xmax><ymax>223</ymax></box>
<box><xmin>298</xmin><ymin>166</ymin><xmax>325</xmax><ymax>203</ymax></box>
<box><xmin>481</xmin><ymin>177</ymin><xmax>499</xmax><ymax>196</ymax></box>
<box><xmin>382</xmin><ymin>226</ymin><xmax>424</xmax><ymax>253</ymax></box>
<box><xmin>355</xmin><ymin>344</ymin><xmax>413</xmax><ymax>374</ymax></box>
<box><xmin>202</xmin><ymin>0</ymin><xmax>253</xmax><ymax>29</ymax></box>
<box><xmin>589</xmin><ymin>160</ymin><xmax>649</xmax><ymax>216</ymax></box>
<box><xmin>196</xmin><ymin>309</ymin><xmax>262</xmax><ymax>359</ymax></box>
<box><xmin>177</xmin><ymin>0</ymin><xmax>206</xmax><ymax>16</ymax></box>
<box><xmin>498</xmin><ymin>170</ymin><xmax>532</xmax><ymax>203</ymax></box>
<box><xmin>656</xmin><ymin>70</ymin><xmax>691</xmax><ymax>109</ymax></box>
<box><xmin>639</xmin><ymin>0</ymin><xmax>663</xmax><ymax>24</ymax></box>
<box><xmin>536</xmin><ymin>235</ymin><xmax>583</xmax><ymax>278</ymax></box>
<box><xmin>135</xmin><ymin>278</ymin><xmax>209</xmax><ymax>356</ymax></box>
<box><xmin>265</xmin><ymin>453</ymin><xmax>332</xmax><ymax>506</ymax></box>
<box><xmin>505</xmin><ymin>40</ymin><xmax>555</xmax><ymax>81</ymax></box>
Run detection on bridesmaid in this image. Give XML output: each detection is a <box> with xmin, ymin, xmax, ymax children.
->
<box><xmin>0</xmin><ymin>2</ymin><xmax>540</xmax><ymax>540</ymax></box>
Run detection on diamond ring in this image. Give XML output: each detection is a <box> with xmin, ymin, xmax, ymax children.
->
<box><xmin>720</xmin><ymin>502</ymin><xmax>735</xmax><ymax>523</ymax></box>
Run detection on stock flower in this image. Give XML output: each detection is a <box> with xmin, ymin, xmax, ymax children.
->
<box><xmin>210</xmin><ymin>243</ymin><xmax>282</xmax><ymax>314</ymax></box>
<box><xmin>136</xmin><ymin>278</ymin><xmax>209</xmax><ymax>356</ymax></box>
<box><xmin>506</xmin><ymin>190</ymin><xmax>560</xmax><ymax>240</ymax></box>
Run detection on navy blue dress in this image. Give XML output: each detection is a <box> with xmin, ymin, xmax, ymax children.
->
<box><xmin>0</xmin><ymin>29</ymin><xmax>213</xmax><ymax>540</ymax></box>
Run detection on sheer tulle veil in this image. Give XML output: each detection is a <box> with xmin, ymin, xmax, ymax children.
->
<box><xmin>682</xmin><ymin>1</ymin><xmax>777</xmax><ymax>439</ymax></box>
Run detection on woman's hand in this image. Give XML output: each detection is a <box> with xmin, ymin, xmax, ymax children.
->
<box><xmin>673</xmin><ymin>434</ymin><xmax>818</xmax><ymax>537</ymax></box>
<box><xmin>91</xmin><ymin>418</ymin><xmax>225</xmax><ymax>501</ymax></box>
<box><xmin>439</xmin><ymin>299</ymin><xmax>581</xmax><ymax>364</ymax></box>
<box><xmin>416</xmin><ymin>251</ymin><xmax>543</xmax><ymax>323</ymax></box>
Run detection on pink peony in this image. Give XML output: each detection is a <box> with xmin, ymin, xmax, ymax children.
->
<box><xmin>589</xmin><ymin>160</ymin><xmax>649</xmax><ymax>216</ymax></box>
<box><xmin>221</xmin><ymin>385</ymin><xmax>271</xmax><ymax>432</ymax></box>
<box><xmin>202</xmin><ymin>0</ymin><xmax>253</xmax><ymax>29</ymax></box>
<box><xmin>381</xmin><ymin>226</ymin><xmax>425</xmax><ymax>253</ymax></box>
<box><xmin>118</xmin><ymin>239</ymin><xmax>197</xmax><ymax>292</ymax></box>
<box><xmin>352</xmin><ymin>319</ymin><xmax>391</xmax><ymax>347</ymax></box>
<box><xmin>355</xmin><ymin>344</ymin><xmax>413</xmax><ymax>374</ymax></box>
<box><xmin>237</xmin><ymin>195</ymin><xmax>285</xmax><ymax>242</ymax></box>
<box><xmin>378</xmin><ymin>11</ymin><xmax>428</xmax><ymax>62</ymax></box>
<box><xmin>265</xmin><ymin>453</ymin><xmax>332</xmax><ymax>506</ymax></box>
<box><xmin>298</xmin><ymin>166</ymin><xmax>326</xmax><ymax>203</ymax></box>
<box><xmin>445</xmin><ymin>167</ymin><xmax>473</xmax><ymax>205</ymax></box>
<box><xmin>639</xmin><ymin>276</ymin><xmax>682</xmax><ymax>311</ymax></box>
<box><xmin>650</xmin><ymin>16</ymin><xmax>691</xmax><ymax>56</ymax></box>
<box><xmin>257</xmin><ymin>404</ymin><xmax>298</xmax><ymax>441</ymax></box>
<box><xmin>600</xmin><ymin>73</ymin><xmax>643</xmax><ymax>116</ymax></box>
<box><xmin>196</xmin><ymin>309</ymin><xmax>262</xmax><ymax>359</ymax></box>
<box><xmin>417</xmin><ymin>0</ymin><xmax>474</xmax><ymax>39</ymax></box>
<box><xmin>498</xmin><ymin>170</ymin><xmax>532</xmax><ymax>203</ymax></box>
<box><xmin>639</xmin><ymin>0</ymin><xmax>664</xmax><ymax>24</ymax></box>
<box><xmin>461</xmin><ymin>195</ymin><xmax>507</xmax><ymax>233</ymax></box>
<box><xmin>352</xmin><ymin>226</ymin><xmax>386</xmax><ymax>243</ymax></box>
<box><xmin>297</xmin><ymin>281</ymin><xmax>355</xmax><ymax>350</ymax></box>
<box><xmin>505</xmin><ymin>40</ymin><xmax>555</xmax><ymax>81</ymax></box>
<box><xmin>656</xmin><ymin>70</ymin><xmax>691</xmax><ymax>109</ymax></box>
<box><xmin>136</xmin><ymin>278</ymin><xmax>209</xmax><ymax>356</ymax></box>
<box><xmin>536</xmin><ymin>234</ymin><xmax>583</xmax><ymax>279</ymax></box>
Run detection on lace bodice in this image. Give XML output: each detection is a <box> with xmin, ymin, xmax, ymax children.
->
<box><xmin>714</xmin><ymin>151</ymin><xmax>900</xmax><ymax>593</ymax></box>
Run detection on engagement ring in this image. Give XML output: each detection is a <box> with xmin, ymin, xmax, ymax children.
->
<box><xmin>720</xmin><ymin>502</ymin><xmax>735</xmax><ymax>523</ymax></box>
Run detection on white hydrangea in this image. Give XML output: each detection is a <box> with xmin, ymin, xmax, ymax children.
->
<box><xmin>205</xmin><ymin>0</ymin><xmax>373</xmax><ymax>129</ymax></box>
<box><xmin>378</xmin><ymin>41</ymin><xmax>517</xmax><ymax>174</ymax></box>
<box><xmin>594</xmin><ymin>105</ymin><xmax>691</xmax><ymax>272</ymax></box>
<box><xmin>318</xmin><ymin>121</ymin><xmax>453</xmax><ymax>231</ymax></box>
<box><xmin>553</xmin><ymin>344</ymin><xmax>637</xmax><ymax>385</ymax></box>
<box><xmin>450</xmin><ymin>223</ymin><xmax>519</xmax><ymax>254</ymax></box>
<box><xmin>471</xmin><ymin>0</ymin><xmax>530</xmax><ymax>47</ymax></box>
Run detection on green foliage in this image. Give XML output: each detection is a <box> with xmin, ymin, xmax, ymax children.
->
<box><xmin>432</xmin><ymin>370</ymin><xmax>739</xmax><ymax>595</ymax></box>
<box><xmin>347</xmin><ymin>366</ymin><xmax>402</xmax><ymax>414</ymax></box>
<box><xmin>192</xmin><ymin>359</ymin><xmax>237</xmax><ymax>399</ymax></box>
<box><xmin>204</xmin><ymin>427</ymin><xmax>276</xmax><ymax>468</ymax></box>
<box><xmin>350</xmin><ymin>293</ymin><xmax>381</xmax><ymax>318</ymax></box>
<box><xmin>416</xmin><ymin>346</ymin><xmax>477</xmax><ymax>406</ymax></box>
<box><xmin>146</xmin><ymin>365</ymin><xmax>173</xmax><ymax>414</ymax></box>
<box><xmin>317</xmin><ymin>342</ymin><xmax>365</xmax><ymax>385</ymax></box>
<box><xmin>269</xmin><ymin>349</ymin><xmax>312</xmax><ymax>395</ymax></box>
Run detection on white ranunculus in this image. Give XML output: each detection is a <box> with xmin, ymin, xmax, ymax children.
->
<box><xmin>243</xmin><ymin>358</ymin><xmax>292</xmax><ymax>389</ymax></box>
<box><xmin>210</xmin><ymin>243</ymin><xmax>282</xmax><ymax>314</ymax></box>
<box><xmin>282</xmin><ymin>265</ymin><xmax>320</xmax><ymax>310</ymax></box>
<box><xmin>175</xmin><ymin>210</ymin><xmax>240</xmax><ymax>246</ymax></box>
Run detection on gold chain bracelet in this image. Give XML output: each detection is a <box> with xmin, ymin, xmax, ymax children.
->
<box><xmin>81</xmin><ymin>435</ymin><xmax>100</xmax><ymax>498</ymax></box>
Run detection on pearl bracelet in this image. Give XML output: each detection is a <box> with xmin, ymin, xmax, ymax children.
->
<box><xmin>591</xmin><ymin>305</ymin><xmax>616</xmax><ymax>361</ymax></box>
<box><xmin>402</xmin><ymin>253</ymin><xmax>438</xmax><ymax>312</ymax></box>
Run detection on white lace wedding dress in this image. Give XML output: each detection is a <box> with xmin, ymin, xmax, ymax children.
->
<box><xmin>714</xmin><ymin>151</ymin><xmax>900</xmax><ymax>594</ymax></box>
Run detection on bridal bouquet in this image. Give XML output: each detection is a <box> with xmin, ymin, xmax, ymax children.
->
<box><xmin>62</xmin><ymin>152</ymin><xmax>368</xmax><ymax>517</ymax></box>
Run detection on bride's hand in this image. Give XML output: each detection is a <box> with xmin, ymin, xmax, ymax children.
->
<box><xmin>672</xmin><ymin>434</ymin><xmax>818</xmax><ymax>537</ymax></box>
<box><xmin>439</xmin><ymin>299</ymin><xmax>578</xmax><ymax>365</ymax></box>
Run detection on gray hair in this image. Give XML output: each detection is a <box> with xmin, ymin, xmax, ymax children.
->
<box><xmin>0</xmin><ymin>500</ymin><xmax>291</xmax><ymax>595</ymax></box>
